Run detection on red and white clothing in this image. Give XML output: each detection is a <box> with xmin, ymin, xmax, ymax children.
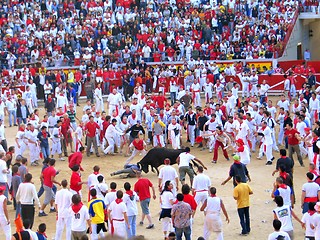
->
<box><xmin>192</xmin><ymin>173</ymin><xmax>211</xmax><ymax>205</ymax></box>
<box><xmin>69</xmin><ymin>204</ymin><xmax>90</xmax><ymax>232</ymax></box>
<box><xmin>94</xmin><ymin>87</ymin><xmax>104</xmax><ymax>112</ymax></box>
<box><xmin>158</xmin><ymin>165</ymin><xmax>179</xmax><ymax>196</ymax></box>
<box><xmin>203</xmin><ymin>196</ymin><xmax>223</xmax><ymax>240</ymax></box>
<box><xmin>191</xmin><ymin>82</ymin><xmax>201</xmax><ymax>107</ymax></box>
<box><xmin>56</xmin><ymin>94</ymin><xmax>69</xmax><ymax>112</ymax></box>
<box><xmin>103</xmin><ymin>124</ymin><xmax>123</xmax><ymax>155</ymax></box>
<box><xmin>309</xmin><ymin>97</ymin><xmax>320</xmax><ymax>123</ymax></box>
<box><xmin>74</xmin><ymin>125</ymin><xmax>83</xmax><ymax>152</ymax></box>
<box><xmin>203</xmin><ymin>82</ymin><xmax>213</xmax><ymax>103</ymax></box>
<box><xmin>168</xmin><ymin>123</ymin><xmax>181</xmax><ymax>150</ymax></box>
<box><xmin>125</xmin><ymin>139</ymin><xmax>147</xmax><ymax>165</ymax></box>
<box><xmin>0</xmin><ymin>195</ymin><xmax>11</xmax><ymax>240</ymax></box>
<box><xmin>108</xmin><ymin>200</ymin><xmax>128</xmax><ymax>238</ymax></box>
<box><xmin>15</xmin><ymin>129</ymin><xmax>27</xmax><ymax>156</ymax></box>
<box><xmin>107</xmin><ymin>92</ymin><xmax>122</xmax><ymax>116</ymax></box>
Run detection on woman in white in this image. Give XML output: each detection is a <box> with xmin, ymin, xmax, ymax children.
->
<box><xmin>168</xmin><ymin>118</ymin><xmax>181</xmax><ymax>149</ymax></box>
<box><xmin>94</xmin><ymin>83</ymin><xmax>104</xmax><ymax>112</ymax></box>
<box><xmin>159</xmin><ymin>181</ymin><xmax>175</xmax><ymax>240</ymax></box>
<box><xmin>0</xmin><ymin>185</ymin><xmax>11</xmax><ymax>240</ymax></box>
<box><xmin>200</xmin><ymin>187</ymin><xmax>229</xmax><ymax>240</ymax></box>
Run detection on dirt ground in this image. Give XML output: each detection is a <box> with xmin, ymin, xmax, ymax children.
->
<box><xmin>5</xmin><ymin>97</ymin><xmax>308</xmax><ymax>240</ymax></box>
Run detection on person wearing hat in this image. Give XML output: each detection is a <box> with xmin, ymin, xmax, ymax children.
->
<box><xmin>221</xmin><ymin>155</ymin><xmax>251</xmax><ymax>187</ymax></box>
<box><xmin>234</xmin><ymin>138</ymin><xmax>250</xmax><ymax>165</ymax></box>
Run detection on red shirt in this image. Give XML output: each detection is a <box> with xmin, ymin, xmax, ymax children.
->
<box><xmin>285</xmin><ymin>129</ymin><xmax>300</xmax><ymax>145</ymax></box>
<box><xmin>68</xmin><ymin>152</ymin><xmax>83</xmax><ymax>170</ymax></box>
<box><xmin>70</xmin><ymin>172</ymin><xmax>82</xmax><ymax>193</ymax></box>
<box><xmin>85</xmin><ymin>121</ymin><xmax>100</xmax><ymax>137</ymax></box>
<box><xmin>155</xmin><ymin>96</ymin><xmax>166</xmax><ymax>109</ymax></box>
<box><xmin>183</xmin><ymin>194</ymin><xmax>197</xmax><ymax>210</ymax></box>
<box><xmin>134</xmin><ymin>178</ymin><xmax>153</xmax><ymax>201</ymax></box>
<box><xmin>42</xmin><ymin>166</ymin><xmax>56</xmax><ymax>188</ymax></box>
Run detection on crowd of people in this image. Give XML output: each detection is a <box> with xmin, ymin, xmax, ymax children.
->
<box><xmin>0</xmin><ymin>0</ymin><xmax>301</xmax><ymax>73</ymax></box>
<box><xmin>0</xmin><ymin>55</ymin><xmax>316</xmax><ymax>240</ymax></box>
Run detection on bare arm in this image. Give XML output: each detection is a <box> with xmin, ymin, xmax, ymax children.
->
<box><xmin>221</xmin><ymin>176</ymin><xmax>232</xmax><ymax>185</ymax></box>
<box><xmin>200</xmin><ymin>199</ymin><xmax>207</xmax><ymax>212</ymax></box>
<box><xmin>3</xmin><ymin>198</ymin><xmax>9</xmax><ymax>224</ymax></box>
<box><xmin>151</xmin><ymin>186</ymin><xmax>156</xmax><ymax>200</ymax></box>
<box><xmin>221</xmin><ymin>200</ymin><xmax>230</xmax><ymax>223</ymax></box>
<box><xmin>124</xmin><ymin>212</ymin><xmax>130</xmax><ymax>229</ymax></box>
<box><xmin>194</xmin><ymin>158</ymin><xmax>207</xmax><ymax>170</ymax></box>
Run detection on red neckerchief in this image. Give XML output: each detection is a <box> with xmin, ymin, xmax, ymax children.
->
<box><xmin>132</xmin><ymin>114</ymin><xmax>136</xmax><ymax>119</ymax></box>
<box><xmin>126</xmin><ymin>190</ymin><xmax>134</xmax><ymax>197</ymax></box>
<box><xmin>279</xmin><ymin>171</ymin><xmax>287</xmax><ymax>179</ymax></box>
<box><xmin>42</xmin><ymin>130</ymin><xmax>47</xmax><ymax>138</ymax></box>
<box><xmin>234</xmin><ymin>161</ymin><xmax>241</xmax><ymax>165</ymax></box>
<box><xmin>308</xmin><ymin>210</ymin><xmax>316</xmax><ymax>216</ymax></box>
<box><xmin>279</xmin><ymin>184</ymin><xmax>287</xmax><ymax>189</ymax></box>
<box><xmin>47</xmin><ymin>97</ymin><xmax>52</xmax><ymax>103</ymax></box>
<box><xmin>210</xmin><ymin>119</ymin><xmax>215</xmax><ymax>123</ymax></box>
<box><xmin>280</xmin><ymin>156</ymin><xmax>287</xmax><ymax>159</ymax></box>
<box><xmin>210</xmin><ymin>194</ymin><xmax>216</xmax><ymax>197</ymax></box>
<box><xmin>93</xmin><ymin>171</ymin><xmax>99</xmax><ymax>175</ymax></box>
<box><xmin>115</xmin><ymin>198</ymin><xmax>123</xmax><ymax>204</ymax></box>
<box><xmin>19</xmin><ymin>127</ymin><xmax>24</xmax><ymax>131</ymax></box>
<box><xmin>294</xmin><ymin>103</ymin><xmax>298</xmax><ymax>108</ymax></box>
<box><xmin>72</xmin><ymin>202</ymin><xmax>83</xmax><ymax>213</ymax></box>
<box><xmin>37</xmin><ymin>231</ymin><xmax>48</xmax><ymax>238</ymax></box>
<box><xmin>42</xmin><ymin>120</ymin><xmax>48</xmax><ymax>123</ymax></box>
<box><xmin>261</xmin><ymin>126</ymin><xmax>266</xmax><ymax>131</ymax></box>
<box><xmin>110</xmin><ymin>189</ymin><xmax>116</xmax><ymax>192</ymax></box>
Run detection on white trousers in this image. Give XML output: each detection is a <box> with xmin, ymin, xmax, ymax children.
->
<box><xmin>203</xmin><ymin>212</ymin><xmax>223</xmax><ymax>240</ymax></box>
<box><xmin>242</xmin><ymin>83</ymin><xmax>250</xmax><ymax>98</ymax></box>
<box><xmin>153</xmin><ymin>134</ymin><xmax>165</xmax><ymax>147</ymax></box>
<box><xmin>0</xmin><ymin>216</ymin><xmax>11</xmax><ymax>240</ymax></box>
<box><xmin>194</xmin><ymin>191</ymin><xmax>208</xmax><ymax>206</ymax></box>
<box><xmin>193</xmin><ymin>92</ymin><xmax>201</xmax><ymax>107</ymax></box>
<box><xmin>51</xmin><ymin>140</ymin><xmax>62</xmax><ymax>155</ymax></box>
<box><xmin>170</xmin><ymin>135</ymin><xmax>180</xmax><ymax>150</ymax></box>
<box><xmin>264</xmin><ymin>143</ymin><xmax>273</xmax><ymax>162</ymax></box>
<box><xmin>95</xmin><ymin>98</ymin><xmax>104</xmax><ymax>112</ymax></box>
<box><xmin>15</xmin><ymin>142</ymin><xmax>27</xmax><ymax>156</ymax></box>
<box><xmin>188</xmin><ymin>125</ymin><xmax>196</xmax><ymax>146</ymax></box>
<box><xmin>108</xmin><ymin>104</ymin><xmax>117</xmax><ymax>116</ymax></box>
<box><xmin>125</xmin><ymin>149</ymin><xmax>147</xmax><ymax>165</ymax></box>
<box><xmin>91</xmin><ymin>223</ymin><xmax>106</xmax><ymax>240</ymax></box>
<box><xmin>113</xmin><ymin>220</ymin><xmax>127</xmax><ymax>239</ymax></box>
<box><xmin>55</xmin><ymin>216</ymin><xmax>71</xmax><ymax>240</ymax></box>
<box><xmin>28</xmin><ymin>143</ymin><xmax>39</xmax><ymax>163</ymax></box>
<box><xmin>104</xmin><ymin>137</ymin><xmax>115</xmax><ymax>154</ymax></box>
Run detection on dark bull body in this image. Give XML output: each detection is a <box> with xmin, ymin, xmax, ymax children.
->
<box><xmin>137</xmin><ymin>148</ymin><xmax>199</xmax><ymax>175</ymax></box>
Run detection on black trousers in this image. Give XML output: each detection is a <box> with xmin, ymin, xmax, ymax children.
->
<box><xmin>21</xmin><ymin>204</ymin><xmax>35</xmax><ymax>229</ymax></box>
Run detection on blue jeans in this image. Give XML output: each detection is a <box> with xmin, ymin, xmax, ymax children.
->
<box><xmin>126</xmin><ymin>215</ymin><xmax>136</xmax><ymax>239</ymax></box>
<box><xmin>18</xmin><ymin>117</ymin><xmax>27</xmax><ymax>125</ymax></box>
<box><xmin>237</xmin><ymin>207</ymin><xmax>250</xmax><ymax>234</ymax></box>
<box><xmin>8</xmin><ymin>110</ymin><xmax>16</xmax><ymax>126</ymax></box>
<box><xmin>175</xmin><ymin>226</ymin><xmax>191</xmax><ymax>240</ymax></box>
<box><xmin>41</xmin><ymin>146</ymin><xmax>50</xmax><ymax>159</ymax></box>
<box><xmin>170</xmin><ymin>92</ymin><xmax>177</xmax><ymax>105</ymax></box>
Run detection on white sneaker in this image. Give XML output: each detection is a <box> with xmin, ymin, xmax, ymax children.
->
<box><xmin>59</xmin><ymin>157</ymin><xmax>65</xmax><ymax>161</ymax></box>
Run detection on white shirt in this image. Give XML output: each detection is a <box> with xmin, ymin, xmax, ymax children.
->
<box><xmin>277</xmin><ymin>100</ymin><xmax>290</xmax><ymax>111</ymax></box>
<box><xmin>55</xmin><ymin>188</ymin><xmax>73</xmax><ymax>218</ymax></box>
<box><xmin>160</xmin><ymin>191</ymin><xmax>174</xmax><ymax>209</ymax></box>
<box><xmin>312</xmin><ymin>213</ymin><xmax>320</xmax><ymax>239</ymax></box>
<box><xmin>261</xmin><ymin>126</ymin><xmax>273</xmax><ymax>145</ymax></box>
<box><xmin>94</xmin><ymin>183</ymin><xmax>109</xmax><ymax>199</ymax></box>
<box><xmin>236</xmin><ymin>121</ymin><xmax>249</xmax><ymax>139</ymax></box>
<box><xmin>268</xmin><ymin>231</ymin><xmax>291</xmax><ymax>240</ymax></box>
<box><xmin>87</xmin><ymin>173</ymin><xmax>104</xmax><ymax>189</ymax></box>
<box><xmin>273</xmin><ymin>205</ymin><xmax>293</xmax><ymax>232</ymax></box>
<box><xmin>105</xmin><ymin>124</ymin><xmax>123</xmax><ymax>138</ymax></box>
<box><xmin>158</xmin><ymin>165</ymin><xmax>178</xmax><ymax>186</ymax></box>
<box><xmin>178</xmin><ymin>152</ymin><xmax>195</xmax><ymax>167</ymax></box>
<box><xmin>302</xmin><ymin>182</ymin><xmax>320</xmax><ymax>198</ymax></box>
<box><xmin>206</xmin><ymin>196</ymin><xmax>221</xmax><ymax>213</ymax></box>
<box><xmin>0</xmin><ymin>160</ymin><xmax>7</xmax><ymax>183</ymax></box>
<box><xmin>108</xmin><ymin>93</ymin><xmax>122</xmax><ymax>105</ymax></box>
<box><xmin>105</xmin><ymin>191</ymin><xmax>117</xmax><ymax>207</ymax></box>
<box><xmin>192</xmin><ymin>173</ymin><xmax>211</xmax><ymax>191</ymax></box>
<box><xmin>302</xmin><ymin>212</ymin><xmax>315</xmax><ymax>237</ymax></box>
<box><xmin>109</xmin><ymin>200</ymin><xmax>127</xmax><ymax>219</ymax></box>
<box><xmin>266</xmin><ymin>106</ymin><xmax>277</xmax><ymax>119</ymax></box>
<box><xmin>69</xmin><ymin>205</ymin><xmax>90</xmax><ymax>232</ymax></box>
<box><xmin>123</xmin><ymin>191</ymin><xmax>139</xmax><ymax>216</ymax></box>
<box><xmin>16</xmin><ymin>182</ymin><xmax>40</xmax><ymax>206</ymax></box>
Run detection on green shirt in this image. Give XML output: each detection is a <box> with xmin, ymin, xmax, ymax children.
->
<box><xmin>67</xmin><ymin>110</ymin><xmax>76</xmax><ymax>123</ymax></box>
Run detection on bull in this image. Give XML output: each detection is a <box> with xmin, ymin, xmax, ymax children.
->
<box><xmin>136</xmin><ymin>148</ymin><xmax>200</xmax><ymax>175</ymax></box>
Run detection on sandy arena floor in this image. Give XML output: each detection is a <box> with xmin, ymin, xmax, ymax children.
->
<box><xmin>5</xmin><ymin>97</ymin><xmax>308</xmax><ymax>240</ymax></box>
